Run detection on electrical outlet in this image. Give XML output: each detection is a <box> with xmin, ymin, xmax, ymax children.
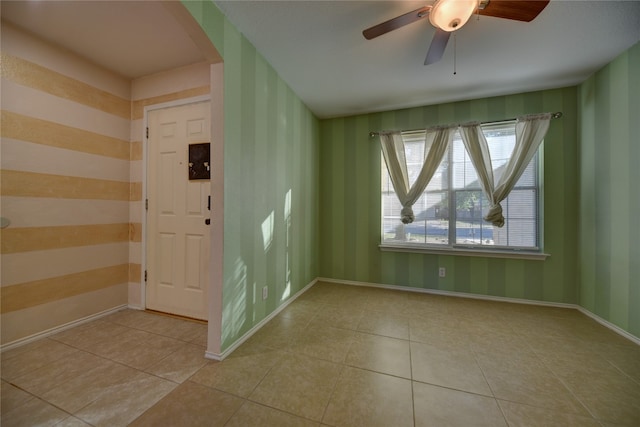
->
<box><xmin>439</xmin><ymin>267</ymin><xmax>446</xmax><ymax>278</ymax></box>
<box><xmin>262</xmin><ymin>286</ymin><xmax>269</xmax><ymax>300</ymax></box>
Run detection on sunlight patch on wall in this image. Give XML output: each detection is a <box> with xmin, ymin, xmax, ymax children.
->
<box><xmin>261</xmin><ymin>211</ymin><xmax>275</xmax><ymax>252</ymax></box>
<box><xmin>282</xmin><ymin>189</ymin><xmax>292</xmax><ymax>302</ymax></box>
<box><xmin>222</xmin><ymin>257</ymin><xmax>247</xmax><ymax>345</ymax></box>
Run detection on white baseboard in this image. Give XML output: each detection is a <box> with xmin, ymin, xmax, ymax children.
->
<box><xmin>318</xmin><ymin>277</ymin><xmax>576</xmax><ymax>308</ymax></box>
<box><xmin>205</xmin><ymin>278</ymin><xmax>318</xmax><ymax>361</ymax></box>
<box><xmin>318</xmin><ymin>277</ymin><xmax>640</xmax><ymax>345</ymax></box>
<box><xmin>0</xmin><ymin>304</ymin><xmax>128</xmax><ymax>353</ymax></box>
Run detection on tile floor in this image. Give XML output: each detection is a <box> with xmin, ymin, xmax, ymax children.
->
<box><xmin>2</xmin><ymin>281</ymin><xmax>640</xmax><ymax>426</ymax></box>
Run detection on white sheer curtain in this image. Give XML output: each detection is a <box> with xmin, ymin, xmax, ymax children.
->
<box><xmin>458</xmin><ymin>113</ymin><xmax>552</xmax><ymax>227</ymax></box>
<box><xmin>380</xmin><ymin>126</ymin><xmax>456</xmax><ymax>224</ymax></box>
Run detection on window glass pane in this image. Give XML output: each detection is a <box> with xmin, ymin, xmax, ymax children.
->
<box><xmin>405</xmin><ymin>141</ymin><xmax>424</xmax><ymax>165</ymax></box>
<box><xmin>516</xmin><ymin>159</ymin><xmax>536</xmax><ymax>187</ymax></box>
<box><xmin>426</xmin><ymin>157</ymin><xmax>449</xmax><ymax>191</ymax></box>
<box><xmin>455</xmin><ymin>191</ymin><xmax>493</xmax><ymax>245</ymax></box>
<box><xmin>452</xmin><ymin>139</ymin><xmax>480</xmax><ymax>189</ymax></box>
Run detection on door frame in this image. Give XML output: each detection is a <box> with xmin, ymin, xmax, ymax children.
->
<box><xmin>140</xmin><ymin>95</ymin><xmax>211</xmax><ymax>313</ymax></box>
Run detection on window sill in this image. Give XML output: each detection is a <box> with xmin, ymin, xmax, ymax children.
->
<box><xmin>379</xmin><ymin>243</ymin><xmax>550</xmax><ymax>261</ymax></box>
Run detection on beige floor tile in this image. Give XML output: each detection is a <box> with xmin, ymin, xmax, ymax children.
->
<box><xmin>105</xmin><ymin>309</ymin><xmax>205</xmax><ymax>342</ymax></box>
<box><xmin>73</xmin><ymin>371</ymin><xmax>177</xmax><ymax>426</ymax></box>
<box><xmin>55</xmin><ymin>416</ymin><xmax>94</xmax><ymax>426</ymax></box>
<box><xmin>408</xmin><ymin>317</ymin><xmax>473</xmax><ymax>351</ymax></box>
<box><xmin>89</xmin><ymin>328</ymin><xmax>152</xmax><ymax>358</ymax></box>
<box><xmin>467</xmin><ymin>327</ymin><xmax>533</xmax><ymax>357</ymax></box>
<box><xmin>145</xmin><ymin>343</ymin><xmax>209</xmax><ymax>383</ymax></box>
<box><xmin>288</xmin><ymin>324</ymin><xmax>356</xmax><ymax>363</ymax></box>
<box><xmin>497</xmin><ymin>304</ymin><xmax>584</xmax><ymax>323</ymax></box>
<box><xmin>226</xmin><ymin>401</ymin><xmax>320</xmax><ymax>427</ymax></box>
<box><xmin>3</xmin><ymin>283</ymin><xmax>639</xmax><ymax>427</ymax></box>
<box><xmin>91</xmin><ymin>329</ymin><xmax>184</xmax><ymax>370</ymax></box>
<box><xmin>498</xmin><ymin>400</ymin><xmax>601</xmax><ymax>427</ymax></box>
<box><xmin>133</xmin><ymin>314</ymin><xmax>206</xmax><ymax>342</ymax></box>
<box><xmin>1</xmin><ymin>339</ymin><xmax>77</xmax><ymax>381</ymax></box>
<box><xmin>357</xmin><ymin>311</ymin><xmax>410</xmax><ymax>340</ymax></box>
<box><xmin>539</xmin><ymin>347</ymin><xmax>613</xmax><ymax>379</ymax></box>
<box><xmin>129</xmin><ymin>381</ymin><xmax>243</xmax><ymax>426</ymax></box>
<box><xmin>402</xmin><ymin>293</ymin><xmax>449</xmax><ymax>318</ymax></box>
<box><xmin>411</xmin><ymin>341</ymin><xmax>492</xmax><ymax>396</ymax></box>
<box><xmin>243</xmin><ymin>314</ymin><xmax>307</xmax><ymax>350</ymax></box>
<box><xmin>322</xmin><ymin>366</ymin><xmax>413</xmax><ymax>427</ymax></box>
<box><xmin>0</xmin><ymin>395</ymin><xmax>70</xmax><ymax>427</ymax></box>
<box><xmin>50</xmin><ymin>320</ymin><xmax>130</xmax><ymax>351</ymax></box>
<box><xmin>249</xmin><ymin>353</ymin><xmax>342</xmax><ymax>422</ymax></box>
<box><xmin>345</xmin><ymin>333</ymin><xmax>411</xmax><ymax>379</ymax></box>
<box><xmin>363</xmin><ymin>288</ymin><xmax>410</xmax><ymax>315</ymax></box>
<box><xmin>56</xmin><ymin>416</ymin><xmax>92</xmax><ymax>427</ymax></box>
<box><xmin>1</xmin><ymin>380</ymin><xmax>34</xmax><ymax>413</ymax></box>
<box><xmin>558</xmin><ymin>363</ymin><xmax>640</xmax><ymax>425</ymax></box>
<box><xmin>11</xmin><ymin>350</ymin><xmax>107</xmax><ymax>398</ymax></box>
<box><xmin>514</xmin><ymin>312</ymin><xmax>627</xmax><ymax>347</ymax></box>
<box><xmin>475</xmin><ymin>351</ymin><xmax>590</xmax><ymax>416</ymax></box>
<box><xmin>524</xmin><ymin>333</ymin><xmax>603</xmax><ymax>361</ymax></box>
<box><xmin>445</xmin><ymin>299</ymin><xmax>506</xmax><ymax>324</ymax></box>
<box><xmin>321</xmin><ymin>288</ymin><xmax>371</xmax><ymax>311</ymax></box>
<box><xmin>309</xmin><ymin>304</ymin><xmax>365</xmax><ymax>330</ymax></box>
<box><xmin>102</xmin><ymin>308</ymin><xmax>151</xmax><ymax>326</ymax></box>
<box><xmin>413</xmin><ymin>382</ymin><xmax>507</xmax><ymax>427</ymax></box>
<box><xmin>597</xmin><ymin>343</ymin><xmax>640</xmax><ymax>383</ymax></box>
<box><xmin>41</xmin><ymin>360</ymin><xmax>144</xmax><ymax>412</ymax></box>
<box><xmin>188</xmin><ymin>324</ymin><xmax>209</xmax><ymax>347</ymax></box>
<box><xmin>278</xmin><ymin>299</ymin><xmax>324</xmax><ymax>323</ymax></box>
<box><xmin>296</xmin><ymin>282</ymin><xmax>343</xmax><ymax>304</ymax></box>
<box><xmin>190</xmin><ymin>344</ymin><xmax>284</xmax><ymax>397</ymax></box>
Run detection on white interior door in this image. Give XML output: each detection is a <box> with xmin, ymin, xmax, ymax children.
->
<box><xmin>146</xmin><ymin>101</ymin><xmax>211</xmax><ymax>320</ymax></box>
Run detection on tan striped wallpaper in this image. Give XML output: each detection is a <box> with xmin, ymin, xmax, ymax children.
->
<box><xmin>1</xmin><ymin>110</ymin><xmax>130</xmax><ymax>159</ymax></box>
<box><xmin>0</xmin><ymin>52</ymin><xmax>131</xmax><ymax>119</ymax></box>
<box><xmin>0</xmin><ymin>25</ymin><xmax>211</xmax><ymax>345</ymax></box>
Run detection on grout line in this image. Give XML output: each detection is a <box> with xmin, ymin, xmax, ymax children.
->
<box><xmin>318</xmin><ymin>363</ymin><xmax>346</xmax><ymax>426</ymax></box>
<box><xmin>409</xmin><ymin>338</ymin><xmax>417</xmax><ymax>427</ymax></box>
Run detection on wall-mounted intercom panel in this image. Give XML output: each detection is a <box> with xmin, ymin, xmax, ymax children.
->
<box><xmin>188</xmin><ymin>142</ymin><xmax>210</xmax><ymax>180</ymax></box>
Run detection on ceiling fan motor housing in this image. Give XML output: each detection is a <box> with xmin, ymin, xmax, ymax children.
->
<box><xmin>429</xmin><ymin>0</ymin><xmax>479</xmax><ymax>32</ymax></box>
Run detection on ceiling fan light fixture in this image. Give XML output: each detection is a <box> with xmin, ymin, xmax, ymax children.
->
<box><xmin>429</xmin><ymin>0</ymin><xmax>478</xmax><ymax>32</ymax></box>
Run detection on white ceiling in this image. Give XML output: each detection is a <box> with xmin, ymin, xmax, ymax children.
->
<box><xmin>2</xmin><ymin>1</ymin><xmax>639</xmax><ymax>119</ymax></box>
<box><xmin>1</xmin><ymin>0</ymin><xmax>206</xmax><ymax>79</ymax></box>
<box><xmin>215</xmin><ymin>0</ymin><xmax>640</xmax><ymax>118</ymax></box>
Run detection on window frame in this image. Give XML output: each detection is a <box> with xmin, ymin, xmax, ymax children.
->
<box><xmin>379</xmin><ymin>122</ymin><xmax>549</xmax><ymax>260</ymax></box>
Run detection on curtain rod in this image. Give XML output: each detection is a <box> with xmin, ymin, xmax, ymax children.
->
<box><xmin>368</xmin><ymin>112</ymin><xmax>563</xmax><ymax>138</ymax></box>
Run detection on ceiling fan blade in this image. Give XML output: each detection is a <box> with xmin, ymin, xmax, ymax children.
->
<box><xmin>478</xmin><ymin>0</ymin><xmax>550</xmax><ymax>22</ymax></box>
<box><xmin>363</xmin><ymin>6</ymin><xmax>431</xmax><ymax>40</ymax></box>
<box><xmin>424</xmin><ymin>29</ymin><xmax>451</xmax><ymax>65</ymax></box>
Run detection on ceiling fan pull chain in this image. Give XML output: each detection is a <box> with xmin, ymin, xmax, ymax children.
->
<box><xmin>453</xmin><ymin>32</ymin><xmax>457</xmax><ymax>75</ymax></box>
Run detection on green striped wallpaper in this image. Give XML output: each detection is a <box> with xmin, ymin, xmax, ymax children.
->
<box><xmin>188</xmin><ymin>1</ymin><xmax>639</xmax><ymax>342</ymax></box>
<box><xmin>185</xmin><ymin>1</ymin><xmax>320</xmax><ymax>351</ymax></box>
<box><xmin>578</xmin><ymin>42</ymin><xmax>640</xmax><ymax>338</ymax></box>
<box><xmin>319</xmin><ymin>88</ymin><xmax>579</xmax><ymax>304</ymax></box>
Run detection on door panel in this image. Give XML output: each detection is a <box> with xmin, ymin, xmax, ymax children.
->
<box><xmin>147</xmin><ymin>101</ymin><xmax>210</xmax><ymax>320</ymax></box>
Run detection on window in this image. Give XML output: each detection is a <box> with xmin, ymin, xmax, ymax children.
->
<box><xmin>381</xmin><ymin>121</ymin><xmax>541</xmax><ymax>253</ymax></box>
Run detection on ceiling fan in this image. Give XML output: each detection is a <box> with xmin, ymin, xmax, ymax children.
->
<box><xmin>363</xmin><ymin>0</ymin><xmax>550</xmax><ymax>65</ymax></box>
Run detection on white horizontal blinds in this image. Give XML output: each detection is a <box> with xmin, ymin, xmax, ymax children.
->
<box><xmin>382</xmin><ymin>132</ymin><xmax>451</xmax><ymax>245</ymax></box>
<box><xmin>379</xmin><ymin>127</ymin><xmax>454</xmax><ymax>225</ymax></box>
<box><xmin>452</xmin><ymin>122</ymin><xmax>539</xmax><ymax>248</ymax></box>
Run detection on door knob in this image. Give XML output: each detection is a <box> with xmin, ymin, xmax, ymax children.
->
<box><xmin>205</xmin><ymin>218</ymin><xmax>211</xmax><ymax>225</ymax></box>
